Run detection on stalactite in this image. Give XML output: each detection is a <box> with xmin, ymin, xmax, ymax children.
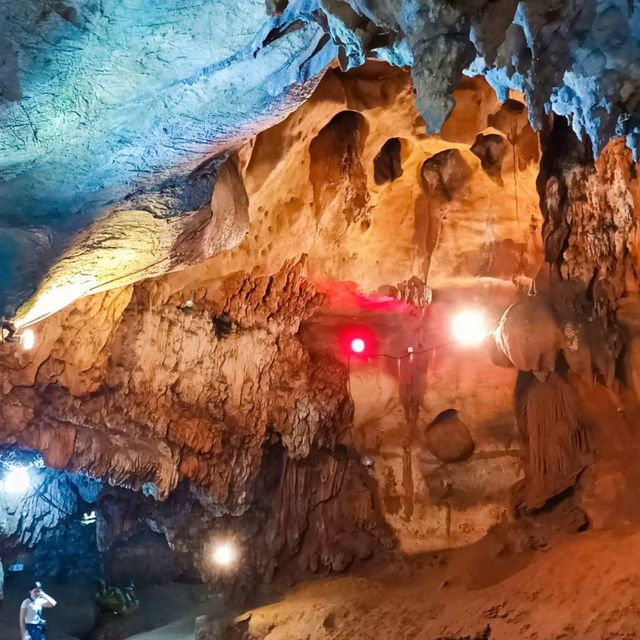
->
<box><xmin>514</xmin><ymin>371</ymin><xmax>592</xmax><ymax>508</ymax></box>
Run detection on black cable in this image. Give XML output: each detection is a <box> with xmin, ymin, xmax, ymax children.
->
<box><xmin>349</xmin><ymin>338</ymin><xmax>464</xmax><ymax>362</ymax></box>
<box><xmin>30</xmin><ymin>478</ymin><xmax>75</xmax><ymax>518</ymax></box>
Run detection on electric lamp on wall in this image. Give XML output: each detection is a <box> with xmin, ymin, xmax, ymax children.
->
<box><xmin>206</xmin><ymin>537</ymin><xmax>241</xmax><ymax>573</ymax></box>
<box><xmin>451</xmin><ymin>309</ymin><xmax>488</xmax><ymax>346</ymax></box>
<box><xmin>20</xmin><ymin>329</ymin><xmax>35</xmax><ymax>350</ymax></box>
<box><xmin>0</xmin><ymin>321</ymin><xmax>36</xmax><ymax>350</ymax></box>
<box><xmin>339</xmin><ymin>326</ymin><xmax>377</xmax><ymax>359</ymax></box>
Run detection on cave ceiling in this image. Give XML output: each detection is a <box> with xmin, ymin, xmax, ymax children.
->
<box><xmin>0</xmin><ymin>0</ymin><xmax>337</xmax><ymax>317</ymax></box>
<box><xmin>2</xmin><ymin>0</ymin><xmax>640</xmax><ymax>321</ymax></box>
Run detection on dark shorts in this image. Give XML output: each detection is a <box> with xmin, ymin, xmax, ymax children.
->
<box><xmin>26</xmin><ymin>623</ymin><xmax>47</xmax><ymax>640</ymax></box>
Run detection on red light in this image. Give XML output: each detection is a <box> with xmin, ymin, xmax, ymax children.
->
<box><xmin>339</xmin><ymin>326</ymin><xmax>376</xmax><ymax>359</ymax></box>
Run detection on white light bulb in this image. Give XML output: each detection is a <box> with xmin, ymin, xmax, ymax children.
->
<box><xmin>211</xmin><ymin>541</ymin><xmax>237</xmax><ymax>568</ymax></box>
<box><xmin>20</xmin><ymin>329</ymin><xmax>35</xmax><ymax>350</ymax></box>
<box><xmin>351</xmin><ymin>338</ymin><xmax>365</xmax><ymax>354</ymax></box>
<box><xmin>4</xmin><ymin>467</ymin><xmax>31</xmax><ymax>494</ymax></box>
<box><xmin>451</xmin><ymin>310</ymin><xmax>488</xmax><ymax>346</ymax></box>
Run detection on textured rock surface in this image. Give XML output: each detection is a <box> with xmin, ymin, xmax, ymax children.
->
<box><xmin>2</xmin><ymin>31</ymin><xmax>640</xmax><ymax>626</ymax></box>
<box><xmin>7</xmin><ymin>55</ymin><xmax>640</xmax><ymax>611</ymax></box>
<box><xmin>0</xmin><ymin>2</ymin><xmax>639</xmax><ymax>634</ymax></box>
<box><xmin>2</xmin><ymin>258</ymin><xmax>341</xmax><ymax>501</ymax></box>
<box><xmin>486</xmin><ymin>113</ymin><xmax>640</xmax><ymax>511</ymax></box>
<box><xmin>0</xmin><ymin>461</ymin><xmax>100</xmax><ymax>547</ymax></box>
<box><xmin>0</xmin><ymin>65</ymin><xmax>543</xmax><ymax>561</ymax></box>
<box><xmin>0</xmin><ymin>0</ymin><xmax>337</xmax><ymax>316</ymax></box>
<box><xmin>14</xmin><ymin>157</ymin><xmax>250</xmax><ymax>328</ymax></box>
<box><xmin>315</xmin><ymin>0</ymin><xmax>640</xmax><ymax>159</ymax></box>
<box><xmin>7</xmin><ymin>1</ymin><xmax>640</xmax><ymax>323</ymax></box>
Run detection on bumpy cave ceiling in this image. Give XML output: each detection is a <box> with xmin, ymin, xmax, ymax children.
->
<box><xmin>2</xmin><ymin>0</ymin><xmax>640</xmax><ymax>321</ymax></box>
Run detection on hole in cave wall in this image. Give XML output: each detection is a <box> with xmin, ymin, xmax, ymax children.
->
<box><xmin>31</xmin><ymin>513</ymin><xmax>102</xmax><ymax>581</ymax></box>
<box><xmin>309</xmin><ymin>110</ymin><xmax>370</xmax><ymax>225</ymax></box>
<box><xmin>488</xmin><ymin>98</ymin><xmax>540</xmax><ymax>168</ymax></box>
<box><xmin>421</xmin><ymin>149</ymin><xmax>472</xmax><ymax>202</ymax></box>
<box><xmin>0</xmin><ymin>447</ymin><xmax>103</xmax><ymax>585</ymax></box>
<box><xmin>373</xmin><ymin>137</ymin><xmax>404</xmax><ymax>184</ymax></box>
<box><xmin>470</xmin><ymin>133</ymin><xmax>508</xmax><ymax>184</ymax></box>
<box><xmin>105</xmin><ymin>530</ymin><xmax>188</xmax><ymax>585</ymax></box>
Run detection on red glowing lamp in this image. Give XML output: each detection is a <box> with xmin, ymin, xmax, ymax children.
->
<box><xmin>339</xmin><ymin>326</ymin><xmax>376</xmax><ymax>359</ymax></box>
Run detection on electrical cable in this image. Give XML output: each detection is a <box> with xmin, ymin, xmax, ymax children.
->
<box><xmin>348</xmin><ymin>336</ymin><xmax>483</xmax><ymax>362</ymax></box>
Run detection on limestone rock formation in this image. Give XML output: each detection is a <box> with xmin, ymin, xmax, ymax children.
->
<box><xmin>6</xmin><ymin>1</ymin><xmax>640</xmax><ymax>323</ymax></box>
<box><xmin>315</xmin><ymin>0</ymin><xmax>640</xmax><ymax>158</ymax></box>
<box><xmin>0</xmin><ymin>64</ymin><xmax>542</xmax><ymax>569</ymax></box>
<box><xmin>8</xmin><ymin>3</ymin><xmax>640</xmax><ymax>638</ymax></box>
<box><xmin>0</xmin><ymin>0</ymin><xmax>338</xmax><ymax>316</ymax></box>
<box><xmin>424</xmin><ymin>410</ymin><xmax>475</xmax><ymax>464</ymax></box>
<box><xmin>14</xmin><ymin>157</ymin><xmax>250</xmax><ymax>328</ymax></box>
<box><xmin>4</xmin><ymin>50</ymin><xmax>640</xmax><ymax>606</ymax></box>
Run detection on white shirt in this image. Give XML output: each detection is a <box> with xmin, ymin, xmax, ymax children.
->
<box><xmin>20</xmin><ymin>597</ymin><xmax>46</xmax><ymax>624</ymax></box>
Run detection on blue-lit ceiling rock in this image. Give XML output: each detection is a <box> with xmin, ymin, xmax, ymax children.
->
<box><xmin>5</xmin><ymin>0</ymin><xmax>640</xmax><ymax>319</ymax></box>
<box><xmin>319</xmin><ymin>0</ymin><xmax>640</xmax><ymax>156</ymax></box>
<box><xmin>0</xmin><ymin>0</ymin><xmax>337</xmax><ymax>317</ymax></box>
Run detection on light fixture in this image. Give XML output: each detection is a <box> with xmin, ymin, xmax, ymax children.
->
<box><xmin>81</xmin><ymin>510</ymin><xmax>97</xmax><ymax>525</ymax></box>
<box><xmin>451</xmin><ymin>310</ymin><xmax>488</xmax><ymax>346</ymax></box>
<box><xmin>211</xmin><ymin>541</ymin><xmax>238</xmax><ymax>568</ymax></box>
<box><xmin>3</xmin><ymin>466</ymin><xmax>31</xmax><ymax>494</ymax></box>
<box><xmin>339</xmin><ymin>326</ymin><xmax>376</xmax><ymax>359</ymax></box>
<box><xmin>20</xmin><ymin>329</ymin><xmax>35</xmax><ymax>350</ymax></box>
<box><xmin>350</xmin><ymin>338</ymin><xmax>366</xmax><ymax>354</ymax></box>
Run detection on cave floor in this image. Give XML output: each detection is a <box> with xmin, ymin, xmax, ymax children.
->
<box><xmin>241</xmin><ymin>524</ymin><xmax>640</xmax><ymax>640</ymax></box>
<box><xmin>0</xmin><ymin>574</ymin><xmax>214</xmax><ymax>640</ymax></box>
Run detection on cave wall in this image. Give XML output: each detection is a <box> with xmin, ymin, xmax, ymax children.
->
<box><xmin>524</xmin><ymin>116</ymin><xmax>640</xmax><ymax>525</ymax></box>
<box><xmin>0</xmin><ymin>64</ymin><xmax>550</xmax><ymax>565</ymax></box>
<box><xmin>5</xmin><ymin>57</ymin><xmax>640</xmax><ymax>582</ymax></box>
<box><xmin>148</xmin><ymin>63</ymin><xmax>547</xmax><ymax>554</ymax></box>
<box><xmin>197</xmin><ymin>64</ymin><xmax>543</xmax><ymax>552</ymax></box>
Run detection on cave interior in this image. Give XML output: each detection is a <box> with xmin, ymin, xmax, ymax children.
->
<box><xmin>3</xmin><ymin>1</ymin><xmax>640</xmax><ymax>639</ymax></box>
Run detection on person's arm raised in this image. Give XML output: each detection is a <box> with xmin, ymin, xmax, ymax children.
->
<box><xmin>39</xmin><ymin>591</ymin><xmax>57</xmax><ymax>608</ymax></box>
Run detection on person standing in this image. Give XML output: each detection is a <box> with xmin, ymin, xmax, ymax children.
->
<box><xmin>19</xmin><ymin>582</ymin><xmax>56</xmax><ymax>640</ymax></box>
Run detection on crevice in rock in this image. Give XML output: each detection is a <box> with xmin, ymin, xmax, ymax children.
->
<box><xmin>373</xmin><ymin>138</ymin><xmax>403</xmax><ymax>185</ymax></box>
<box><xmin>309</xmin><ymin>110</ymin><xmax>370</xmax><ymax>226</ymax></box>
